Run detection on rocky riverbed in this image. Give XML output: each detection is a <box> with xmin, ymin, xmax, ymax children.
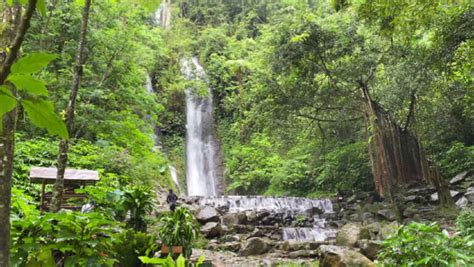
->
<box><xmin>179</xmin><ymin>170</ymin><xmax>474</xmax><ymax>266</ymax></box>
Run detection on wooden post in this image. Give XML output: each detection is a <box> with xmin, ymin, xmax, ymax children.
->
<box><xmin>40</xmin><ymin>180</ymin><xmax>45</xmax><ymax>212</ymax></box>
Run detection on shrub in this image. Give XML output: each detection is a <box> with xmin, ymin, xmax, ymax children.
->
<box><xmin>10</xmin><ymin>210</ymin><xmax>119</xmax><ymax>266</ymax></box>
<box><xmin>112</xmin><ymin>229</ymin><xmax>159</xmax><ymax>267</ymax></box>
<box><xmin>316</xmin><ymin>142</ymin><xmax>373</xmax><ymax>194</ymax></box>
<box><xmin>158</xmin><ymin>207</ymin><xmax>199</xmax><ymax>257</ymax></box>
<box><xmin>122</xmin><ymin>185</ymin><xmax>155</xmax><ymax>232</ymax></box>
<box><xmin>437</xmin><ymin>142</ymin><xmax>474</xmax><ymax>178</ymax></box>
<box><xmin>377</xmin><ymin>222</ymin><xmax>474</xmax><ymax>266</ymax></box>
<box><xmin>456</xmin><ymin>209</ymin><xmax>474</xmax><ymax>237</ymax></box>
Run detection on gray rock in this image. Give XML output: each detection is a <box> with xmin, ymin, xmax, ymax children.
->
<box><xmin>218</xmin><ymin>241</ymin><xmax>241</xmax><ymax>252</ymax></box>
<box><xmin>450</xmin><ymin>171</ymin><xmax>469</xmax><ymax>184</ymax></box>
<box><xmin>287</xmin><ymin>250</ymin><xmax>318</xmax><ymax>258</ymax></box>
<box><xmin>336</xmin><ymin>223</ymin><xmax>370</xmax><ymax>247</ymax></box>
<box><xmin>465</xmin><ymin>190</ymin><xmax>474</xmax><ymax>203</ymax></box>
<box><xmin>377</xmin><ymin>209</ymin><xmax>397</xmax><ymax>221</ymax></box>
<box><xmin>222</xmin><ymin>212</ymin><xmax>247</xmax><ymax>226</ymax></box>
<box><xmin>319</xmin><ymin>245</ymin><xmax>375</xmax><ymax>267</ymax></box>
<box><xmin>378</xmin><ymin>222</ymin><xmax>399</xmax><ymax>240</ymax></box>
<box><xmin>361</xmin><ymin>212</ymin><xmax>375</xmax><ymax>224</ymax></box>
<box><xmin>430</xmin><ymin>190</ymin><xmax>460</xmax><ymax>202</ymax></box>
<box><xmin>240</xmin><ymin>237</ymin><xmax>271</xmax><ymax>256</ymax></box>
<box><xmin>196</xmin><ymin>206</ymin><xmax>219</xmax><ymax>223</ymax></box>
<box><xmin>201</xmin><ymin>222</ymin><xmax>223</xmax><ymax>238</ymax></box>
<box><xmin>455</xmin><ymin>197</ymin><xmax>469</xmax><ymax>208</ymax></box>
<box><xmin>248</xmin><ymin>228</ymin><xmax>264</xmax><ymax>238</ymax></box>
<box><xmin>357</xmin><ymin>239</ymin><xmax>382</xmax><ymax>260</ymax></box>
<box><xmin>402</xmin><ymin>206</ymin><xmax>418</xmax><ymax>218</ymax></box>
<box><xmin>245</xmin><ymin>211</ymin><xmax>258</xmax><ymax>224</ymax></box>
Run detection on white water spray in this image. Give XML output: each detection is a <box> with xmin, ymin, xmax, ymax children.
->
<box><xmin>181</xmin><ymin>57</ymin><xmax>220</xmax><ymax>196</ymax></box>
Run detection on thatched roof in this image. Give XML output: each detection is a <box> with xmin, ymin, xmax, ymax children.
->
<box><xmin>30</xmin><ymin>167</ymin><xmax>99</xmax><ymax>184</ymax></box>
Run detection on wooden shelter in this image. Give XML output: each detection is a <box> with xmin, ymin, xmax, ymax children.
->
<box><xmin>30</xmin><ymin>167</ymin><xmax>99</xmax><ymax>211</ymax></box>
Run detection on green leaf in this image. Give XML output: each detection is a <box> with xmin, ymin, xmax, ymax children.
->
<box><xmin>36</xmin><ymin>0</ymin><xmax>47</xmax><ymax>16</ymax></box>
<box><xmin>11</xmin><ymin>53</ymin><xmax>57</xmax><ymax>74</ymax></box>
<box><xmin>22</xmin><ymin>100</ymin><xmax>68</xmax><ymax>139</ymax></box>
<box><xmin>7</xmin><ymin>74</ymin><xmax>48</xmax><ymax>96</ymax></box>
<box><xmin>75</xmin><ymin>0</ymin><xmax>85</xmax><ymax>7</ymax></box>
<box><xmin>138</xmin><ymin>256</ymin><xmax>168</xmax><ymax>264</ymax></box>
<box><xmin>0</xmin><ymin>86</ymin><xmax>17</xmax><ymax>126</ymax></box>
<box><xmin>6</xmin><ymin>0</ymin><xmax>13</xmax><ymax>6</ymax></box>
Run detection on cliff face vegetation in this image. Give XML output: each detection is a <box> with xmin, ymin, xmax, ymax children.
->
<box><xmin>0</xmin><ymin>0</ymin><xmax>472</xmax><ymax>265</ymax></box>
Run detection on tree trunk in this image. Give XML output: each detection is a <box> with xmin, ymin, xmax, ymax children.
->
<box><xmin>50</xmin><ymin>0</ymin><xmax>91</xmax><ymax>212</ymax></box>
<box><xmin>0</xmin><ymin>0</ymin><xmax>38</xmax><ymax>265</ymax></box>
<box><xmin>0</xmin><ymin>107</ymin><xmax>17</xmax><ymax>266</ymax></box>
<box><xmin>360</xmin><ymin>83</ymin><xmax>454</xmax><ymax>208</ymax></box>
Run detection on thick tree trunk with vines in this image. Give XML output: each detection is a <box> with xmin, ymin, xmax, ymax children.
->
<box><xmin>0</xmin><ymin>0</ymin><xmax>37</xmax><ymax>264</ymax></box>
<box><xmin>360</xmin><ymin>83</ymin><xmax>454</xmax><ymax>209</ymax></box>
<box><xmin>50</xmin><ymin>0</ymin><xmax>91</xmax><ymax>211</ymax></box>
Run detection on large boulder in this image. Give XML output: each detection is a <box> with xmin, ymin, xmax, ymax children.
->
<box><xmin>336</xmin><ymin>223</ymin><xmax>370</xmax><ymax>247</ymax></box>
<box><xmin>377</xmin><ymin>209</ymin><xmax>397</xmax><ymax>221</ymax></box>
<box><xmin>239</xmin><ymin>237</ymin><xmax>271</xmax><ymax>256</ymax></box>
<box><xmin>196</xmin><ymin>206</ymin><xmax>219</xmax><ymax>224</ymax></box>
<box><xmin>455</xmin><ymin>196</ymin><xmax>469</xmax><ymax>208</ymax></box>
<box><xmin>319</xmin><ymin>245</ymin><xmax>375</xmax><ymax>267</ymax></box>
<box><xmin>357</xmin><ymin>239</ymin><xmax>382</xmax><ymax>260</ymax></box>
<box><xmin>222</xmin><ymin>212</ymin><xmax>247</xmax><ymax>226</ymax></box>
<box><xmin>430</xmin><ymin>191</ymin><xmax>460</xmax><ymax>202</ymax></box>
<box><xmin>450</xmin><ymin>171</ymin><xmax>469</xmax><ymax>184</ymax></box>
<box><xmin>201</xmin><ymin>222</ymin><xmax>223</xmax><ymax>238</ymax></box>
<box><xmin>465</xmin><ymin>187</ymin><xmax>474</xmax><ymax>203</ymax></box>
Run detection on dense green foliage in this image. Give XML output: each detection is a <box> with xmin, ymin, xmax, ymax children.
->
<box><xmin>158</xmin><ymin>207</ymin><xmax>199</xmax><ymax>256</ymax></box>
<box><xmin>1</xmin><ymin>0</ymin><xmax>472</xmax><ymax>264</ymax></box>
<box><xmin>377</xmin><ymin>220</ymin><xmax>474</xmax><ymax>266</ymax></box>
<box><xmin>156</xmin><ymin>0</ymin><xmax>473</xmax><ymax>196</ymax></box>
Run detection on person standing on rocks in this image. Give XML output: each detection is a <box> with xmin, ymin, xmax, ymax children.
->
<box><xmin>167</xmin><ymin>189</ymin><xmax>178</xmax><ymax>211</ymax></box>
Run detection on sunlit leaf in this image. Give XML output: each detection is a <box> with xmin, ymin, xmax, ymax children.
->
<box><xmin>0</xmin><ymin>86</ymin><xmax>17</xmax><ymax>127</ymax></box>
<box><xmin>11</xmin><ymin>53</ymin><xmax>57</xmax><ymax>74</ymax></box>
<box><xmin>7</xmin><ymin>74</ymin><xmax>48</xmax><ymax>96</ymax></box>
<box><xmin>22</xmin><ymin>99</ymin><xmax>69</xmax><ymax>139</ymax></box>
<box><xmin>36</xmin><ymin>0</ymin><xmax>47</xmax><ymax>16</ymax></box>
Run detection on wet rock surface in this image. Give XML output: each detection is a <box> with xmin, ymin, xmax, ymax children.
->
<box><xmin>184</xmin><ymin>171</ymin><xmax>473</xmax><ymax>264</ymax></box>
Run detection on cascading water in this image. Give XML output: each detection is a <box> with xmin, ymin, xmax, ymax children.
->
<box><xmin>181</xmin><ymin>57</ymin><xmax>221</xmax><ymax>196</ymax></box>
<box><xmin>199</xmin><ymin>195</ymin><xmax>333</xmax><ymax>215</ymax></box>
<box><xmin>154</xmin><ymin>1</ymin><xmax>171</xmax><ymax>29</ymax></box>
<box><xmin>199</xmin><ymin>195</ymin><xmax>336</xmax><ymax>242</ymax></box>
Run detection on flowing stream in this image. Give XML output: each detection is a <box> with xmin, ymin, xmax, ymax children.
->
<box><xmin>152</xmin><ymin>1</ymin><xmax>332</xmax><ymax>243</ymax></box>
<box><xmin>199</xmin><ymin>195</ymin><xmax>337</xmax><ymax>242</ymax></box>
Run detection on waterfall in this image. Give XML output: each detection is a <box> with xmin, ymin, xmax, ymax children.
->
<box><xmin>199</xmin><ymin>195</ymin><xmax>336</xmax><ymax>242</ymax></box>
<box><xmin>181</xmin><ymin>57</ymin><xmax>221</xmax><ymax>196</ymax></box>
<box><xmin>198</xmin><ymin>195</ymin><xmax>334</xmax><ymax>215</ymax></box>
<box><xmin>154</xmin><ymin>1</ymin><xmax>171</xmax><ymax>29</ymax></box>
<box><xmin>282</xmin><ymin>226</ymin><xmax>336</xmax><ymax>242</ymax></box>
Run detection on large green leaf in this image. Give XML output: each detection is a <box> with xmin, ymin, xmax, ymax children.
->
<box><xmin>22</xmin><ymin>100</ymin><xmax>68</xmax><ymax>139</ymax></box>
<box><xmin>36</xmin><ymin>0</ymin><xmax>47</xmax><ymax>16</ymax></box>
<box><xmin>7</xmin><ymin>74</ymin><xmax>48</xmax><ymax>96</ymax></box>
<box><xmin>0</xmin><ymin>86</ymin><xmax>17</xmax><ymax>125</ymax></box>
<box><xmin>11</xmin><ymin>53</ymin><xmax>57</xmax><ymax>74</ymax></box>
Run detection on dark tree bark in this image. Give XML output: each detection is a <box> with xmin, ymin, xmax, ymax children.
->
<box><xmin>50</xmin><ymin>0</ymin><xmax>91</xmax><ymax>212</ymax></box>
<box><xmin>0</xmin><ymin>0</ymin><xmax>38</xmax><ymax>265</ymax></box>
<box><xmin>360</xmin><ymin>82</ymin><xmax>454</xmax><ymax>209</ymax></box>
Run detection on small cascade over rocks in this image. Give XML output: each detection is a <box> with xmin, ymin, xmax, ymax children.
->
<box><xmin>198</xmin><ymin>195</ymin><xmax>334</xmax><ymax>215</ymax></box>
<box><xmin>282</xmin><ymin>226</ymin><xmax>336</xmax><ymax>242</ymax></box>
<box><xmin>192</xmin><ymin>195</ymin><xmax>337</xmax><ymax>243</ymax></box>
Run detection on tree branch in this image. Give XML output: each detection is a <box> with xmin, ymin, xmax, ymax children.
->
<box><xmin>0</xmin><ymin>0</ymin><xmax>38</xmax><ymax>84</ymax></box>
